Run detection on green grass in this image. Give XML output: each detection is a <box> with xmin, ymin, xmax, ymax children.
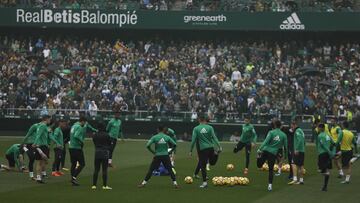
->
<box><xmin>0</xmin><ymin>138</ymin><xmax>359</xmax><ymax>203</ymax></box>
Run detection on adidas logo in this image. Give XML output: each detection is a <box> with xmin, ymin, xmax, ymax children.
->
<box><xmin>280</xmin><ymin>12</ymin><xmax>305</xmax><ymax>30</ymax></box>
<box><xmin>200</xmin><ymin>128</ymin><xmax>208</xmax><ymax>134</ymax></box>
<box><xmin>158</xmin><ymin>138</ymin><xmax>166</xmax><ymax>144</ymax></box>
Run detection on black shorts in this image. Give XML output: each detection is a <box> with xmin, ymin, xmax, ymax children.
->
<box><xmin>318</xmin><ymin>153</ymin><xmax>332</xmax><ymax>171</ymax></box>
<box><xmin>233</xmin><ymin>141</ymin><xmax>251</xmax><ymax>153</ymax></box>
<box><xmin>341</xmin><ymin>150</ymin><xmax>353</xmax><ymax>167</ymax></box>
<box><xmin>293</xmin><ymin>152</ymin><xmax>305</xmax><ymax>166</ymax></box>
<box><xmin>35</xmin><ymin>146</ymin><xmax>50</xmax><ymax>160</ymax></box>
<box><xmin>25</xmin><ymin>144</ymin><xmax>36</xmax><ymax>160</ymax></box>
<box><xmin>6</xmin><ymin>154</ymin><xmax>15</xmax><ymax>167</ymax></box>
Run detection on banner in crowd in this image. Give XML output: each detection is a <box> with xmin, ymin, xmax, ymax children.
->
<box><xmin>1</xmin><ymin>8</ymin><xmax>360</xmax><ymax>31</ymax></box>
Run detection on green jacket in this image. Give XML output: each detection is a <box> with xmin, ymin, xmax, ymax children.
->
<box><xmin>239</xmin><ymin>124</ymin><xmax>257</xmax><ymax>144</ymax></box>
<box><xmin>23</xmin><ymin>123</ymin><xmax>39</xmax><ymax>144</ymax></box>
<box><xmin>146</xmin><ymin>133</ymin><xmax>177</xmax><ymax>156</ymax></box>
<box><xmin>259</xmin><ymin>128</ymin><xmax>288</xmax><ymax>156</ymax></box>
<box><xmin>190</xmin><ymin>124</ymin><xmax>221</xmax><ymax>152</ymax></box>
<box><xmin>106</xmin><ymin>118</ymin><xmax>122</xmax><ymax>139</ymax></box>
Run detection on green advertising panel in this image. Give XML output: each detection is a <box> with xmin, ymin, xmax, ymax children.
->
<box><xmin>0</xmin><ymin>8</ymin><xmax>360</xmax><ymax>31</ymax></box>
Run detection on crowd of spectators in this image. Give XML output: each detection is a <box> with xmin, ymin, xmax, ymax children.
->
<box><xmin>0</xmin><ymin>35</ymin><xmax>360</xmax><ymax>119</ymax></box>
<box><xmin>0</xmin><ymin>0</ymin><xmax>358</xmax><ymax>12</ymax></box>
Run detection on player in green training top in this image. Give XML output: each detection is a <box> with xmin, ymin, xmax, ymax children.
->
<box><xmin>316</xmin><ymin>123</ymin><xmax>336</xmax><ymax>192</ymax></box>
<box><xmin>190</xmin><ymin>115</ymin><xmax>222</xmax><ymax>188</ymax></box>
<box><xmin>288</xmin><ymin>120</ymin><xmax>306</xmax><ymax>185</ymax></box>
<box><xmin>138</xmin><ymin>125</ymin><xmax>178</xmax><ymax>188</ymax></box>
<box><xmin>233</xmin><ymin>117</ymin><xmax>257</xmax><ymax>175</ymax></box>
<box><xmin>106</xmin><ymin>112</ymin><xmax>123</xmax><ymax>167</ymax></box>
<box><xmin>33</xmin><ymin>115</ymin><xmax>52</xmax><ymax>184</ymax></box>
<box><xmin>1</xmin><ymin>144</ymin><xmax>26</xmax><ymax>172</ymax></box>
<box><xmin>257</xmin><ymin>119</ymin><xmax>288</xmax><ymax>191</ymax></box>
<box><xmin>51</xmin><ymin>119</ymin><xmax>67</xmax><ymax>177</ymax></box>
<box><xmin>22</xmin><ymin>122</ymin><xmax>39</xmax><ymax>180</ymax></box>
<box><xmin>69</xmin><ymin>116</ymin><xmax>98</xmax><ymax>186</ymax></box>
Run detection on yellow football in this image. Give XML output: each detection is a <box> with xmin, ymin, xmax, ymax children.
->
<box><xmin>226</xmin><ymin>164</ymin><xmax>235</xmax><ymax>171</ymax></box>
<box><xmin>184</xmin><ymin>176</ymin><xmax>193</xmax><ymax>184</ymax></box>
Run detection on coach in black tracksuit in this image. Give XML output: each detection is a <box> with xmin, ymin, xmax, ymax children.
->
<box><xmin>61</xmin><ymin>122</ymin><xmax>71</xmax><ymax>170</ymax></box>
<box><xmin>92</xmin><ymin>131</ymin><xmax>112</xmax><ymax>189</ymax></box>
<box><xmin>283</xmin><ymin>126</ymin><xmax>295</xmax><ymax>179</ymax></box>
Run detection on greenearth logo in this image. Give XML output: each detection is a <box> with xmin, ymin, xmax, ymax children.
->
<box><xmin>183</xmin><ymin>14</ymin><xmax>227</xmax><ymax>25</ymax></box>
<box><xmin>16</xmin><ymin>9</ymin><xmax>138</xmax><ymax>27</ymax></box>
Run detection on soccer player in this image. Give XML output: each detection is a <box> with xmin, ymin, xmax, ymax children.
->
<box><xmin>1</xmin><ymin>144</ymin><xmax>26</xmax><ymax>172</ymax></box>
<box><xmin>138</xmin><ymin>126</ymin><xmax>178</xmax><ymax>188</ymax></box>
<box><xmin>338</xmin><ymin>121</ymin><xmax>358</xmax><ymax>184</ymax></box>
<box><xmin>22</xmin><ymin>122</ymin><xmax>39</xmax><ymax>180</ymax></box>
<box><xmin>190</xmin><ymin>115</ymin><xmax>222</xmax><ymax>188</ymax></box>
<box><xmin>51</xmin><ymin>119</ymin><xmax>66</xmax><ymax>177</ymax></box>
<box><xmin>69</xmin><ymin>116</ymin><xmax>98</xmax><ymax>186</ymax></box>
<box><xmin>316</xmin><ymin>123</ymin><xmax>335</xmax><ymax>191</ymax></box>
<box><xmin>33</xmin><ymin>115</ymin><xmax>52</xmax><ymax>184</ymax></box>
<box><xmin>288</xmin><ymin>120</ymin><xmax>305</xmax><ymax>185</ymax></box>
<box><xmin>92</xmin><ymin>131</ymin><xmax>112</xmax><ymax>190</ymax></box>
<box><xmin>233</xmin><ymin>117</ymin><xmax>257</xmax><ymax>175</ymax></box>
<box><xmin>329</xmin><ymin>117</ymin><xmax>344</xmax><ymax>178</ymax></box>
<box><xmin>106</xmin><ymin>112</ymin><xmax>123</xmax><ymax>167</ymax></box>
<box><xmin>257</xmin><ymin>119</ymin><xmax>287</xmax><ymax>191</ymax></box>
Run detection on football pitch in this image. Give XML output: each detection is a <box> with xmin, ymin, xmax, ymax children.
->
<box><xmin>0</xmin><ymin>137</ymin><xmax>359</xmax><ymax>203</ymax></box>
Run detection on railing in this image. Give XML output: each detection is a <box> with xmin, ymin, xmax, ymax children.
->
<box><xmin>0</xmin><ymin>108</ymin><xmax>318</xmax><ymax>124</ymax></box>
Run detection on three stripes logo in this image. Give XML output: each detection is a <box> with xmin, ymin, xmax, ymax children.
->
<box><xmin>280</xmin><ymin>12</ymin><xmax>305</xmax><ymax>30</ymax></box>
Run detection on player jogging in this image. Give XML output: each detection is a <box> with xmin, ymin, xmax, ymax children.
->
<box><xmin>329</xmin><ymin>117</ymin><xmax>344</xmax><ymax>178</ymax></box>
<box><xmin>33</xmin><ymin>115</ymin><xmax>51</xmax><ymax>184</ymax></box>
<box><xmin>22</xmin><ymin>122</ymin><xmax>39</xmax><ymax>180</ymax></box>
<box><xmin>257</xmin><ymin>119</ymin><xmax>287</xmax><ymax>191</ymax></box>
<box><xmin>233</xmin><ymin>117</ymin><xmax>257</xmax><ymax>175</ymax></box>
<box><xmin>69</xmin><ymin>117</ymin><xmax>98</xmax><ymax>186</ymax></box>
<box><xmin>316</xmin><ymin>123</ymin><xmax>335</xmax><ymax>191</ymax></box>
<box><xmin>106</xmin><ymin>112</ymin><xmax>123</xmax><ymax>167</ymax></box>
<box><xmin>190</xmin><ymin>115</ymin><xmax>222</xmax><ymax>188</ymax></box>
<box><xmin>51</xmin><ymin>119</ymin><xmax>66</xmax><ymax>177</ymax></box>
<box><xmin>138</xmin><ymin>126</ymin><xmax>178</xmax><ymax>188</ymax></box>
<box><xmin>338</xmin><ymin>121</ymin><xmax>357</xmax><ymax>184</ymax></box>
<box><xmin>288</xmin><ymin>120</ymin><xmax>305</xmax><ymax>185</ymax></box>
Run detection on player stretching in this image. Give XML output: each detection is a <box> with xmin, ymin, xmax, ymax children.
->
<box><xmin>138</xmin><ymin>126</ymin><xmax>178</xmax><ymax>188</ymax></box>
<box><xmin>51</xmin><ymin>120</ymin><xmax>66</xmax><ymax>177</ymax></box>
<box><xmin>233</xmin><ymin>117</ymin><xmax>257</xmax><ymax>175</ymax></box>
<box><xmin>329</xmin><ymin>117</ymin><xmax>344</xmax><ymax>178</ymax></box>
<box><xmin>257</xmin><ymin>119</ymin><xmax>287</xmax><ymax>191</ymax></box>
<box><xmin>338</xmin><ymin>121</ymin><xmax>357</xmax><ymax>184</ymax></box>
<box><xmin>69</xmin><ymin>117</ymin><xmax>98</xmax><ymax>186</ymax></box>
<box><xmin>33</xmin><ymin>115</ymin><xmax>51</xmax><ymax>184</ymax></box>
<box><xmin>190</xmin><ymin>115</ymin><xmax>222</xmax><ymax>188</ymax></box>
<box><xmin>1</xmin><ymin>144</ymin><xmax>26</xmax><ymax>172</ymax></box>
<box><xmin>288</xmin><ymin>120</ymin><xmax>305</xmax><ymax>185</ymax></box>
<box><xmin>106</xmin><ymin>112</ymin><xmax>122</xmax><ymax>167</ymax></box>
<box><xmin>22</xmin><ymin>122</ymin><xmax>39</xmax><ymax>180</ymax></box>
<box><xmin>316</xmin><ymin>124</ymin><xmax>335</xmax><ymax>191</ymax></box>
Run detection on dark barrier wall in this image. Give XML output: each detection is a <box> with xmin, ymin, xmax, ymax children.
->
<box><xmin>1</xmin><ymin>8</ymin><xmax>360</xmax><ymax>31</ymax></box>
<box><xmin>0</xmin><ymin>118</ymin><xmax>272</xmax><ymax>141</ymax></box>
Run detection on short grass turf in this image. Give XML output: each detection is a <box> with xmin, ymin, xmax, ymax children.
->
<box><xmin>0</xmin><ymin>138</ymin><xmax>359</xmax><ymax>203</ymax></box>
